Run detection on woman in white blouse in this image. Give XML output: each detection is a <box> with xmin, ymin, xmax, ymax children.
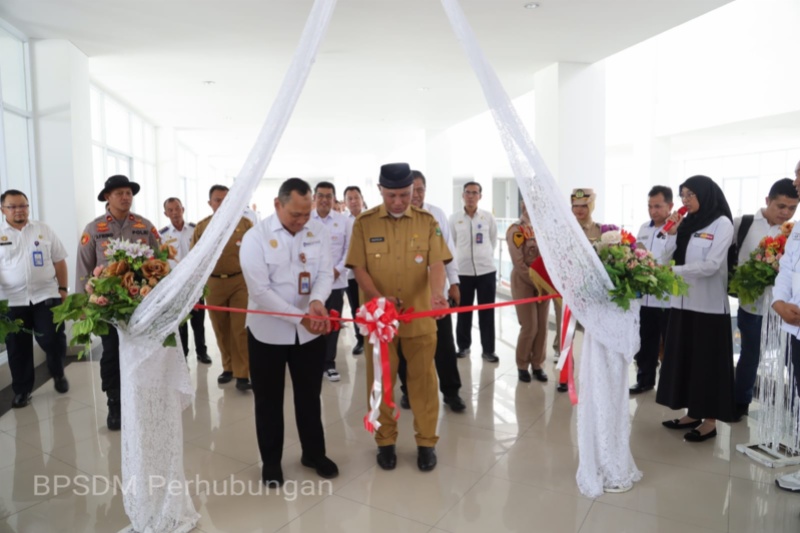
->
<box><xmin>656</xmin><ymin>175</ymin><xmax>735</xmax><ymax>442</ymax></box>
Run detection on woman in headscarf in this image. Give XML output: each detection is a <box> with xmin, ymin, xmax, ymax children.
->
<box><xmin>657</xmin><ymin>175</ymin><xmax>735</xmax><ymax>442</ymax></box>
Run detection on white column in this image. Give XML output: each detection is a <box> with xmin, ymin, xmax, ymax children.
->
<box><xmin>534</xmin><ymin>62</ymin><xmax>606</xmax><ymax>220</ymax></box>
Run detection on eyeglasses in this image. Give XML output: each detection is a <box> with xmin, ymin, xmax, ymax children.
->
<box><xmin>463</xmin><ymin>191</ymin><xmax>481</xmax><ymax>196</ymax></box>
<box><xmin>679</xmin><ymin>192</ymin><xmax>696</xmax><ymax>200</ymax></box>
<box><xmin>2</xmin><ymin>204</ymin><xmax>29</xmax><ymax>210</ymax></box>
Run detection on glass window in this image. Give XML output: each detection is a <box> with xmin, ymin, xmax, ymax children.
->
<box><xmin>104</xmin><ymin>99</ymin><xmax>130</xmax><ymax>152</ymax></box>
<box><xmin>131</xmin><ymin>114</ymin><xmax>143</xmax><ymax>158</ymax></box>
<box><xmin>0</xmin><ymin>26</ymin><xmax>28</xmax><ymax>111</ymax></box>
<box><xmin>2</xmin><ymin>111</ymin><xmax>31</xmax><ymax>192</ymax></box>
<box><xmin>144</xmin><ymin>124</ymin><xmax>155</xmax><ymax>163</ymax></box>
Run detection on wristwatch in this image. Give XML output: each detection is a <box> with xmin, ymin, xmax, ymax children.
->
<box><xmin>58</xmin><ymin>286</ymin><xmax>68</xmax><ymax>292</ymax></box>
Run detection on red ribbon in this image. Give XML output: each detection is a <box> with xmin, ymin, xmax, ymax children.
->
<box><xmin>557</xmin><ymin>305</ymin><xmax>578</xmax><ymax>405</ymax></box>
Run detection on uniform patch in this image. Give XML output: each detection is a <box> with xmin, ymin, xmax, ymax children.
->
<box><xmin>693</xmin><ymin>232</ymin><xmax>714</xmax><ymax>241</ymax></box>
<box><xmin>269</xmin><ymin>239</ymin><xmax>278</xmax><ymax>248</ymax></box>
<box><xmin>128</xmin><ymin>214</ymin><xmax>135</xmax><ymax>221</ymax></box>
<box><xmin>0</xmin><ymin>236</ymin><xmax>7</xmax><ymax>242</ymax></box>
<box><xmin>80</xmin><ymin>233</ymin><xmax>90</xmax><ymax>245</ymax></box>
<box><xmin>435</xmin><ymin>227</ymin><xmax>442</xmax><ymax>236</ymax></box>
<box><xmin>513</xmin><ymin>232</ymin><xmax>525</xmax><ymax>248</ymax></box>
<box><xmin>97</xmin><ymin>223</ymin><xmax>109</xmax><ymax>232</ymax></box>
<box><xmin>151</xmin><ymin>226</ymin><xmax>160</xmax><ymax>239</ymax></box>
<box><xmin>132</xmin><ymin>222</ymin><xmax>146</xmax><ymax>229</ymax></box>
<box><xmin>369</xmin><ymin>237</ymin><xmax>385</xmax><ymax>243</ymax></box>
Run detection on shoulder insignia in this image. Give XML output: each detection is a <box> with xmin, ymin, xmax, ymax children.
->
<box><xmin>513</xmin><ymin>232</ymin><xmax>525</xmax><ymax>248</ymax></box>
<box><xmin>128</xmin><ymin>214</ymin><xmax>135</xmax><ymax>221</ymax></box>
<box><xmin>160</xmin><ymin>226</ymin><xmax>169</xmax><ymax>234</ymax></box>
<box><xmin>188</xmin><ymin>222</ymin><xmax>196</xmax><ymax>228</ymax></box>
<box><xmin>105</xmin><ymin>214</ymin><xmax>113</xmax><ymax>222</ymax></box>
<box><xmin>80</xmin><ymin>233</ymin><xmax>90</xmax><ymax>246</ymax></box>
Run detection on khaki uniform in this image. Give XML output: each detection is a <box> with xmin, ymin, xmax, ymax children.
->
<box><xmin>75</xmin><ymin>212</ymin><xmax>161</xmax><ymax>291</ymax></box>
<box><xmin>191</xmin><ymin>216</ymin><xmax>253</xmax><ymax>379</ymax></box>
<box><xmin>346</xmin><ymin>204</ymin><xmax>452</xmax><ymax>447</ymax></box>
<box><xmin>507</xmin><ymin>217</ymin><xmax>550</xmax><ymax>371</ymax></box>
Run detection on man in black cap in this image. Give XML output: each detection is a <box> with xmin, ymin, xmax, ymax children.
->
<box><xmin>346</xmin><ymin>162</ymin><xmax>452</xmax><ymax>472</ymax></box>
<box><xmin>75</xmin><ymin>175</ymin><xmax>161</xmax><ymax>431</ymax></box>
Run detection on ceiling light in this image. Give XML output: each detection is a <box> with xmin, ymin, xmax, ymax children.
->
<box><xmin>523</xmin><ymin>3</ymin><xmax>540</xmax><ymax>9</ymax></box>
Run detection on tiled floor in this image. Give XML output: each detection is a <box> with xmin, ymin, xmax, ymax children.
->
<box><xmin>1</xmin><ymin>306</ymin><xmax>800</xmax><ymax>532</ymax></box>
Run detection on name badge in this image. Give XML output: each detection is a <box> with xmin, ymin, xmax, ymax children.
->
<box><xmin>476</xmin><ymin>232</ymin><xmax>483</xmax><ymax>244</ymax></box>
<box><xmin>33</xmin><ymin>251</ymin><xmax>44</xmax><ymax>267</ymax></box>
<box><xmin>299</xmin><ymin>271</ymin><xmax>311</xmax><ymax>295</ymax></box>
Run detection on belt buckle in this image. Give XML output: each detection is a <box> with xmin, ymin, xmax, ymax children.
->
<box><xmin>220</xmin><ymin>274</ymin><xmax>229</xmax><ymax>279</ymax></box>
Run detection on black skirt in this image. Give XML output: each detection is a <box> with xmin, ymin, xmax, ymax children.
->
<box><xmin>656</xmin><ymin>309</ymin><xmax>735</xmax><ymax>422</ymax></box>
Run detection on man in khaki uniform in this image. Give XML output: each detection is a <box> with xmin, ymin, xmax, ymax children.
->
<box><xmin>191</xmin><ymin>185</ymin><xmax>253</xmax><ymax>391</ymax></box>
<box><xmin>75</xmin><ymin>175</ymin><xmax>160</xmax><ymax>430</ymax></box>
<box><xmin>346</xmin><ymin>162</ymin><xmax>452</xmax><ymax>472</ymax></box>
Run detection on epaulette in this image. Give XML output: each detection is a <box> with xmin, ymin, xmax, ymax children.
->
<box><xmin>188</xmin><ymin>222</ymin><xmax>196</xmax><ymax>228</ymax></box>
<box><xmin>160</xmin><ymin>226</ymin><xmax>169</xmax><ymax>234</ymax></box>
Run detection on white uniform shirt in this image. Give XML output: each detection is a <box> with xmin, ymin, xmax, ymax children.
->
<box><xmin>159</xmin><ymin>221</ymin><xmax>196</xmax><ymax>268</ymax></box>
<box><xmin>636</xmin><ymin>220</ymin><xmax>671</xmax><ymax>308</ymax></box>
<box><xmin>346</xmin><ymin>212</ymin><xmax>357</xmax><ymax>281</ymax></box>
<box><xmin>734</xmin><ymin>209</ymin><xmax>783</xmax><ymax>316</ymax></box>
<box><xmin>0</xmin><ymin>219</ymin><xmax>68</xmax><ymax>306</ymax></box>
<box><xmin>773</xmin><ymin>220</ymin><xmax>800</xmax><ymax>338</ymax></box>
<box><xmin>311</xmin><ymin>209</ymin><xmax>349</xmax><ymax>290</ymax></box>
<box><xmin>423</xmin><ymin>202</ymin><xmax>459</xmax><ymax>291</ymax></box>
<box><xmin>663</xmin><ymin>216</ymin><xmax>734</xmax><ymax>314</ymax></box>
<box><xmin>240</xmin><ymin>214</ymin><xmax>333</xmax><ymax>345</ymax></box>
<box><xmin>449</xmin><ymin>208</ymin><xmax>497</xmax><ymax>276</ymax></box>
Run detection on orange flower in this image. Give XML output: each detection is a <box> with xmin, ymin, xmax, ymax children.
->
<box><xmin>141</xmin><ymin>259</ymin><xmax>170</xmax><ymax>280</ymax></box>
<box><xmin>140</xmin><ymin>285</ymin><xmax>152</xmax><ymax>297</ymax></box>
<box><xmin>120</xmin><ymin>271</ymin><xmax>136</xmax><ymax>291</ymax></box>
<box><xmin>104</xmin><ymin>261</ymin><xmax>129</xmax><ymax>277</ymax></box>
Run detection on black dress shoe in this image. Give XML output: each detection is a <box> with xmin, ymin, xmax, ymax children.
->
<box><xmin>262</xmin><ymin>464</ymin><xmax>284</xmax><ymax>487</ymax></box>
<box><xmin>417</xmin><ymin>446</ymin><xmax>437</xmax><ymax>471</ymax></box>
<box><xmin>444</xmin><ymin>394</ymin><xmax>466</xmax><ymax>412</ymax></box>
<box><xmin>352</xmin><ymin>342</ymin><xmax>364</xmax><ymax>355</ymax></box>
<box><xmin>557</xmin><ymin>383</ymin><xmax>568</xmax><ymax>393</ymax></box>
<box><xmin>11</xmin><ymin>392</ymin><xmax>31</xmax><ymax>408</ymax></box>
<box><xmin>196</xmin><ymin>352</ymin><xmax>212</xmax><ymax>365</ymax></box>
<box><xmin>662</xmin><ymin>418</ymin><xmax>702</xmax><ymax>430</ymax></box>
<box><xmin>217</xmin><ymin>371</ymin><xmax>233</xmax><ymax>384</ymax></box>
<box><xmin>456</xmin><ymin>348</ymin><xmax>470</xmax><ymax>358</ymax></box>
<box><xmin>54</xmin><ymin>375</ymin><xmax>70</xmax><ymax>393</ymax></box>
<box><xmin>481</xmin><ymin>353</ymin><xmax>499</xmax><ymax>363</ymax></box>
<box><xmin>518</xmin><ymin>369</ymin><xmax>532</xmax><ymax>382</ymax></box>
<box><xmin>236</xmin><ymin>378</ymin><xmax>252</xmax><ymax>391</ymax></box>
<box><xmin>532</xmin><ymin>369</ymin><xmax>548</xmax><ymax>383</ymax></box>
<box><xmin>376</xmin><ymin>445</ymin><xmax>397</xmax><ymax>470</ymax></box>
<box><xmin>629</xmin><ymin>383</ymin><xmax>654</xmax><ymax>395</ymax></box>
<box><xmin>400</xmin><ymin>394</ymin><xmax>410</xmax><ymax>409</ymax></box>
<box><xmin>684</xmin><ymin>427</ymin><xmax>717</xmax><ymax>442</ymax></box>
<box><xmin>301</xmin><ymin>455</ymin><xmax>339</xmax><ymax>479</ymax></box>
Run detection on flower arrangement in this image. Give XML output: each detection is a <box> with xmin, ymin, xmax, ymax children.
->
<box><xmin>0</xmin><ymin>300</ymin><xmax>23</xmax><ymax>344</ymax></box>
<box><xmin>53</xmin><ymin>238</ymin><xmax>178</xmax><ymax>356</ymax></box>
<box><xmin>728</xmin><ymin>221</ymin><xmax>794</xmax><ymax>306</ymax></box>
<box><xmin>594</xmin><ymin>225</ymin><xmax>688</xmax><ymax>311</ymax></box>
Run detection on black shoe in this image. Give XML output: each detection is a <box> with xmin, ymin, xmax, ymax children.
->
<box><xmin>732</xmin><ymin>403</ymin><xmax>749</xmax><ymax>422</ymax></box>
<box><xmin>684</xmin><ymin>427</ymin><xmax>717</xmax><ymax>442</ymax></box>
<box><xmin>400</xmin><ymin>394</ymin><xmax>410</xmax><ymax>410</ymax></box>
<box><xmin>236</xmin><ymin>378</ymin><xmax>252</xmax><ymax>391</ymax></box>
<box><xmin>417</xmin><ymin>446</ymin><xmax>437</xmax><ymax>471</ymax></box>
<box><xmin>629</xmin><ymin>383</ymin><xmax>654</xmax><ymax>395</ymax></box>
<box><xmin>107</xmin><ymin>396</ymin><xmax>121</xmax><ymax>431</ymax></box>
<box><xmin>557</xmin><ymin>383</ymin><xmax>568</xmax><ymax>393</ymax></box>
<box><xmin>376</xmin><ymin>445</ymin><xmax>397</xmax><ymax>470</ymax></box>
<box><xmin>444</xmin><ymin>394</ymin><xmax>466</xmax><ymax>412</ymax></box>
<box><xmin>262</xmin><ymin>464</ymin><xmax>284</xmax><ymax>487</ymax></box>
<box><xmin>662</xmin><ymin>418</ymin><xmax>702</xmax><ymax>430</ymax></box>
<box><xmin>532</xmin><ymin>369</ymin><xmax>548</xmax><ymax>383</ymax></box>
<box><xmin>481</xmin><ymin>353</ymin><xmax>499</xmax><ymax>363</ymax></box>
<box><xmin>54</xmin><ymin>375</ymin><xmax>70</xmax><ymax>394</ymax></box>
<box><xmin>518</xmin><ymin>369</ymin><xmax>532</xmax><ymax>383</ymax></box>
<box><xmin>196</xmin><ymin>353</ymin><xmax>212</xmax><ymax>365</ymax></box>
<box><xmin>11</xmin><ymin>392</ymin><xmax>31</xmax><ymax>408</ymax></box>
<box><xmin>217</xmin><ymin>371</ymin><xmax>233</xmax><ymax>384</ymax></box>
<box><xmin>456</xmin><ymin>348</ymin><xmax>470</xmax><ymax>359</ymax></box>
<box><xmin>352</xmin><ymin>342</ymin><xmax>364</xmax><ymax>355</ymax></box>
<box><xmin>301</xmin><ymin>455</ymin><xmax>339</xmax><ymax>479</ymax></box>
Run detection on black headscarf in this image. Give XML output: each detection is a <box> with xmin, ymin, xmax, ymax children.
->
<box><xmin>673</xmin><ymin>175</ymin><xmax>733</xmax><ymax>266</ymax></box>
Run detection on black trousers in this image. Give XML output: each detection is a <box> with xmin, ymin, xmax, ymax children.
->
<box><xmin>6</xmin><ymin>298</ymin><xmax>67</xmax><ymax>395</ymax></box>
<box><xmin>178</xmin><ymin>298</ymin><xmax>208</xmax><ymax>357</ymax></box>
<box><xmin>324</xmin><ymin>288</ymin><xmax>345</xmax><ymax>370</ymax></box>
<box><xmin>398</xmin><ymin>313</ymin><xmax>461</xmax><ymax>397</ymax></box>
<box><xmin>345</xmin><ymin>278</ymin><xmax>363</xmax><ymax>345</ymax></box>
<box><xmin>788</xmin><ymin>336</ymin><xmax>800</xmax><ymax>399</ymax></box>
<box><xmin>249</xmin><ymin>330</ymin><xmax>326</xmax><ymax>467</ymax></box>
<box><xmin>456</xmin><ymin>271</ymin><xmax>496</xmax><ymax>354</ymax></box>
<box><xmin>633</xmin><ymin>306</ymin><xmax>669</xmax><ymax>387</ymax></box>
<box><xmin>100</xmin><ymin>327</ymin><xmax>119</xmax><ymax>393</ymax></box>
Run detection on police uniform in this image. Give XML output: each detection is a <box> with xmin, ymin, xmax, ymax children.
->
<box><xmin>75</xmin><ymin>210</ymin><xmax>160</xmax><ymax>394</ymax></box>
<box><xmin>191</xmin><ymin>216</ymin><xmax>253</xmax><ymax>382</ymax></box>
<box><xmin>161</xmin><ymin>222</ymin><xmax>208</xmax><ymax>361</ymax></box>
<box><xmin>506</xmin><ymin>216</ymin><xmax>550</xmax><ymax>375</ymax></box>
<box><xmin>346</xmin><ymin>179</ymin><xmax>452</xmax><ymax>453</ymax></box>
<box><xmin>0</xmin><ymin>218</ymin><xmax>69</xmax><ymax>405</ymax></box>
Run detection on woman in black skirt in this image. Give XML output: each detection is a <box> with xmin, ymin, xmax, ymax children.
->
<box><xmin>656</xmin><ymin>175</ymin><xmax>735</xmax><ymax>442</ymax></box>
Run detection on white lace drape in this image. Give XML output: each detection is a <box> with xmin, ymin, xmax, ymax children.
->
<box><xmin>440</xmin><ymin>0</ymin><xmax>641</xmax><ymax>497</ymax></box>
<box><xmin>116</xmin><ymin>0</ymin><xmax>339</xmax><ymax>530</ymax></box>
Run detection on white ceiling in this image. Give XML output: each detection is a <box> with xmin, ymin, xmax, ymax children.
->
<box><xmin>0</xmin><ymin>0</ymin><xmax>733</xmax><ymax>171</ymax></box>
